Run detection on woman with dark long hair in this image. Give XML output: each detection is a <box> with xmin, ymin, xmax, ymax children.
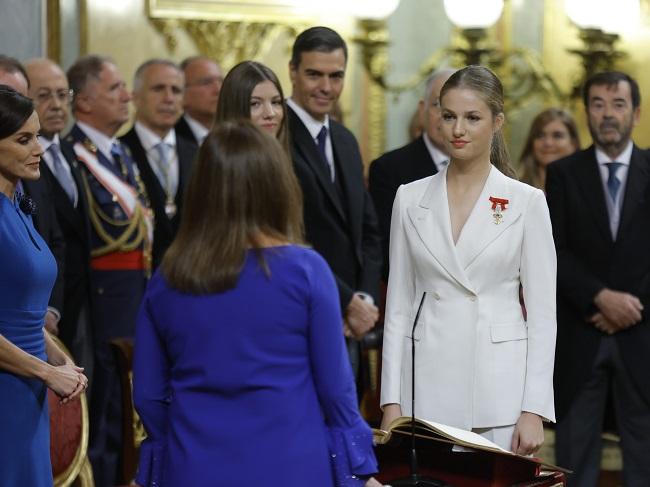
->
<box><xmin>0</xmin><ymin>85</ymin><xmax>88</xmax><ymax>486</ymax></box>
<box><xmin>380</xmin><ymin>66</ymin><xmax>557</xmax><ymax>455</ymax></box>
<box><xmin>133</xmin><ymin>121</ymin><xmax>380</xmax><ymax>487</ymax></box>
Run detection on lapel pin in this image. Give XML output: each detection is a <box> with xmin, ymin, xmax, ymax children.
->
<box><xmin>489</xmin><ymin>196</ymin><xmax>509</xmax><ymax>225</ymax></box>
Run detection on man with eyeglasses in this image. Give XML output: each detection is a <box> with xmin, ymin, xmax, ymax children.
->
<box><xmin>25</xmin><ymin>57</ymin><xmax>94</xmax><ymax>385</ymax></box>
<box><xmin>175</xmin><ymin>56</ymin><xmax>223</xmax><ymax>146</ymax></box>
<box><xmin>0</xmin><ymin>55</ymin><xmax>65</xmax><ymax>341</ymax></box>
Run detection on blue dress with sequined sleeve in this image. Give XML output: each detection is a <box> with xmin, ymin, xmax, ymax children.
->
<box><xmin>133</xmin><ymin>245</ymin><xmax>377</xmax><ymax>487</ymax></box>
<box><xmin>0</xmin><ymin>192</ymin><xmax>57</xmax><ymax>486</ymax></box>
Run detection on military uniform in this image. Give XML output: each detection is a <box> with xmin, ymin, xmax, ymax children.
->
<box><xmin>66</xmin><ymin>123</ymin><xmax>152</xmax><ymax>487</ymax></box>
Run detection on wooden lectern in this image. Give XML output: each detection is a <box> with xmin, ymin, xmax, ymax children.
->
<box><xmin>373</xmin><ymin>419</ymin><xmax>568</xmax><ymax>487</ymax></box>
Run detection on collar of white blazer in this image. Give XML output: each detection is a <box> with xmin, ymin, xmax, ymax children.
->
<box><xmin>406</xmin><ymin>166</ymin><xmax>522</xmax><ymax>295</ymax></box>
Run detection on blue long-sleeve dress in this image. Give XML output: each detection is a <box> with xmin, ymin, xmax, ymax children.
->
<box><xmin>133</xmin><ymin>245</ymin><xmax>377</xmax><ymax>486</ymax></box>
<box><xmin>0</xmin><ymin>192</ymin><xmax>57</xmax><ymax>486</ymax></box>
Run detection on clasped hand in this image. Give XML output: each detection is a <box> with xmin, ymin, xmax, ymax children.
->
<box><xmin>590</xmin><ymin>288</ymin><xmax>644</xmax><ymax>334</ymax></box>
<box><xmin>343</xmin><ymin>293</ymin><xmax>379</xmax><ymax>339</ymax></box>
<box><xmin>45</xmin><ymin>361</ymin><xmax>88</xmax><ymax>404</ymax></box>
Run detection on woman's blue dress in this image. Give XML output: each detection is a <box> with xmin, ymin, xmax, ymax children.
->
<box><xmin>133</xmin><ymin>245</ymin><xmax>377</xmax><ymax>487</ymax></box>
<box><xmin>0</xmin><ymin>192</ymin><xmax>57</xmax><ymax>486</ymax></box>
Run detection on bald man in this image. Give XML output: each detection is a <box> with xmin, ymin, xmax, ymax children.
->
<box><xmin>175</xmin><ymin>56</ymin><xmax>223</xmax><ymax>146</ymax></box>
<box><xmin>25</xmin><ymin>58</ymin><xmax>94</xmax><ymax>377</ymax></box>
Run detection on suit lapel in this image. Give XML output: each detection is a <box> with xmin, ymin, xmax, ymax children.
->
<box><xmin>407</xmin><ymin>169</ymin><xmax>475</xmax><ymax>293</ymax></box>
<box><xmin>618</xmin><ymin>146</ymin><xmax>650</xmax><ymax>239</ymax></box>
<box><xmin>412</xmin><ymin>135</ymin><xmax>438</xmax><ymax>180</ymax></box>
<box><xmin>574</xmin><ymin>147</ymin><xmax>613</xmax><ymax>243</ymax></box>
<box><xmin>288</xmin><ymin>108</ymin><xmax>346</xmax><ymax>221</ymax></box>
<box><xmin>175</xmin><ymin>134</ymin><xmax>195</xmax><ymax>207</ymax></box>
<box><xmin>330</xmin><ymin>122</ymin><xmax>361</xmax><ymax>236</ymax></box>
<box><xmin>455</xmin><ymin>167</ymin><xmax>522</xmax><ymax>270</ymax></box>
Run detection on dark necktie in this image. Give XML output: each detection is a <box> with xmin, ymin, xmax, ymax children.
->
<box><xmin>48</xmin><ymin>143</ymin><xmax>76</xmax><ymax>204</ymax></box>
<box><xmin>110</xmin><ymin>142</ymin><xmax>123</xmax><ymax>166</ymax></box>
<box><xmin>605</xmin><ymin>162</ymin><xmax>623</xmax><ymax>202</ymax></box>
<box><xmin>316</xmin><ymin>126</ymin><xmax>333</xmax><ymax>181</ymax></box>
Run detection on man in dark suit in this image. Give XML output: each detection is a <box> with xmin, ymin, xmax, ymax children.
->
<box><xmin>287</xmin><ymin>26</ymin><xmax>381</xmax><ymax>374</ymax></box>
<box><xmin>547</xmin><ymin>71</ymin><xmax>650</xmax><ymax>485</ymax></box>
<box><xmin>368</xmin><ymin>68</ymin><xmax>454</xmax><ymax>279</ymax></box>
<box><xmin>122</xmin><ymin>59</ymin><xmax>195</xmax><ymax>269</ymax></box>
<box><xmin>175</xmin><ymin>56</ymin><xmax>223</xmax><ymax>147</ymax></box>
<box><xmin>66</xmin><ymin>54</ymin><xmax>151</xmax><ymax>487</ymax></box>
<box><xmin>25</xmin><ymin>58</ymin><xmax>94</xmax><ymax>375</ymax></box>
<box><xmin>0</xmin><ymin>55</ymin><xmax>65</xmax><ymax>339</ymax></box>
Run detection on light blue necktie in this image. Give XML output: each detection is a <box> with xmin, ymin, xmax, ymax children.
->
<box><xmin>49</xmin><ymin>143</ymin><xmax>76</xmax><ymax>204</ymax></box>
<box><xmin>605</xmin><ymin>162</ymin><xmax>623</xmax><ymax>202</ymax></box>
<box><xmin>155</xmin><ymin>142</ymin><xmax>172</xmax><ymax>190</ymax></box>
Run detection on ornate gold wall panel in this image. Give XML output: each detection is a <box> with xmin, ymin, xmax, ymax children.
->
<box><xmin>543</xmin><ymin>0</ymin><xmax>650</xmax><ymax>148</ymax></box>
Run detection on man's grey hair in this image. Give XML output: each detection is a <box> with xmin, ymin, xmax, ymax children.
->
<box><xmin>133</xmin><ymin>58</ymin><xmax>182</xmax><ymax>93</ymax></box>
<box><xmin>423</xmin><ymin>67</ymin><xmax>457</xmax><ymax>102</ymax></box>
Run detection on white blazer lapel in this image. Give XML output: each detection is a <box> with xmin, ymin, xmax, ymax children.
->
<box><xmin>455</xmin><ymin>167</ymin><xmax>522</xmax><ymax>269</ymax></box>
<box><xmin>406</xmin><ymin>170</ymin><xmax>476</xmax><ymax>293</ymax></box>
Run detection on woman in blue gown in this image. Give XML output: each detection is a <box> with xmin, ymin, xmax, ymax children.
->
<box><xmin>0</xmin><ymin>85</ymin><xmax>88</xmax><ymax>486</ymax></box>
<box><xmin>133</xmin><ymin>121</ymin><xmax>380</xmax><ymax>487</ymax></box>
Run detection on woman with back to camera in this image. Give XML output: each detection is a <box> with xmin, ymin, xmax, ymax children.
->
<box><xmin>215</xmin><ymin>60</ymin><xmax>289</xmax><ymax>150</ymax></box>
<box><xmin>519</xmin><ymin>108</ymin><xmax>580</xmax><ymax>190</ymax></box>
<box><xmin>132</xmin><ymin>121</ymin><xmax>381</xmax><ymax>487</ymax></box>
<box><xmin>380</xmin><ymin>66</ymin><xmax>557</xmax><ymax>455</ymax></box>
<box><xmin>0</xmin><ymin>85</ymin><xmax>88</xmax><ymax>486</ymax></box>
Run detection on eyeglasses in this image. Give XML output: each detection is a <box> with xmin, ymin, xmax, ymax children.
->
<box><xmin>34</xmin><ymin>89</ymin><xmax>74</xmax><ymax>105</ymax></box>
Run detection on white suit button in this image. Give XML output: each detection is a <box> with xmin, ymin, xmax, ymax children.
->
<box><xmin>469</xmin><ymin>296</ymin><xmax>477</xmax><ymax>302</ymax></box>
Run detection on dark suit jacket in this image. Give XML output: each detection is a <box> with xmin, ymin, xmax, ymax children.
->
<box><xmin>121</xmin><ymin>128</ymin><xmax>196</xmax><ymax>269</ymax></box>
<box><xmin>288</xmin><ymin>106</ymin><xmax>381</xmax><ymax>310</ymax></box>
<box><xmin>174</xmin><ymin>116</ymin><xmax>200</xmax><ymax>149</ymax></box>
<box><xmin>37</xmin><ymin>140</ymin><xmax>92</xmax><ymax>347</ymax></box>
<box><xmin>22</xmin><ymin>175</ymin><xmax>65</xmax><ymax>313</ymax></box>
<box><xmin>368</xmin><ymin>135</ymin><xmax>438</xmax><ymax>279</ymax></box>
<box><xmin>546</xmin><ymin>145</ymin><xmax>650</xmax><ymax>419</ymax></box>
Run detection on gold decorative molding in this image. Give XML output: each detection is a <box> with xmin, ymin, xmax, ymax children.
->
<box><xmin>148</xmin><ymin>9</ymin><xmax>303</xmax><ymax>69</ymax></box>
<box><xmin>148</xmin><ymin>0</ymin><xmax>317</xmax><ymax>24</ymax></box>
<box><xmin>47</xmin><ymin>0</ymin><xmax>61</xmax><ymax>62</ymax></box>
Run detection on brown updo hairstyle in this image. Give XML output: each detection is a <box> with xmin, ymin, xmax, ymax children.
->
<box><xmin>519</xmin><ymin>108</ymin><xmax>580</xmax><ymax>189</ymax></box>
<box><xmin>439</xmin><ymin>65</ymin><xmax>516</xmax><ymax>178</ymax></box>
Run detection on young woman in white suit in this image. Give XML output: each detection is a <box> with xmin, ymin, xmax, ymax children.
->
<box><xmin>380</xmin><ymin>66</ymin><xmax>557</xmax><ymax>455</ymax></box>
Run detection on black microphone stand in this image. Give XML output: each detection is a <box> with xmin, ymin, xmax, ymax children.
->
<box><xmin>390</xmin><ymin>292</ymin><xmax>448</xmax><ymax>487</ymax></box>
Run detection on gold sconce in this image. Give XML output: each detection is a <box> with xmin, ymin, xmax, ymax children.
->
<box><xmin>354</xmin><ymin>0</ymin><xmax>637</xmax><ymax>108</ymax></box>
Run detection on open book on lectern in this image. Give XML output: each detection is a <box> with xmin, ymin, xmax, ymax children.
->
<box><xmin>374</xmin><ymin>416</ymin><xmax>570</xmax><ymax>473</ymax></box>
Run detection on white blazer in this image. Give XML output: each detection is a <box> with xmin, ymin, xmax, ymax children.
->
<box><xmin>380</xmin><ymin>166</ymin><xmax>556</xmax><ymax>430</ymax></box>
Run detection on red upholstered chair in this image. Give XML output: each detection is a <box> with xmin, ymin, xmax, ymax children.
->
<box><xmin>48</xmin><ymin>336</ymin><xmax>94</xmax><ymax>487</ymax></box>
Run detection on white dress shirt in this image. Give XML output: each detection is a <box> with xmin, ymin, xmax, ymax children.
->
<box><xmin>287</xmin><ymin>97</ymin><xmax>335</xmax><ymax>181</ymax></box>
<box><xmin>183</xmin><ymin>114</ymin><xmax>209</xmax><ymax>145</ymax></box>
<box><xmin>76</xmin><ymin>121</ymin><xmax>121</xmax><ymax>165</ymax></box>
<box><xmin>134</xmin><ymin>122</ymin><xmax>179</xmax><ymax>199</ymax></box>
<box><xmin>39</xmin><ymin>133</ymin><xmax>78</xmax><ymax>207</ymax></box>
<box><xmin>595</xmin><ymin>140</ymin><xmax>632</xmax><ymax>239</ymax></box>
<box><xmin>422</xmin><ymin>133</ymin><xmax>450</xmax><ymax>173</ymax></box>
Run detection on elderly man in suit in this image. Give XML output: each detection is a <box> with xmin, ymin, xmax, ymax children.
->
<box><xmin>122</xmin><ymin>59</ymin><xmax>196</xmax><ymax>269</ymax></box>
<box><xmin>175</xmin><ymin>56</ymin><xmax>223</xmax><ymax>147</ymax></box>
<box><xmin>66</xmin><ymin>54</ymin><xmax>151</xmax><ymax>487</ymax></box>
<box><xmin>25</xmin><ymin>58</ymin><xmax>94</xmax><ymax>376</ymax></box>
<box><xmin>287</xmin><ymin>26</ymin><xmax>382</xmax><ymax>376</ymax></box>
<box><xmin>0</xmin><ymin>55</ymin><xmax>65</xmax><ymax>340</ymax></box>
<box><xmin>547</xmin><ymin>71</ymin><xmax>650</xmax><ymax>485</ymax></box>
<box><xmin>369</xmin><ymin>68</ymin><xmax>454</xmax><ymax>279</ymax></box>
